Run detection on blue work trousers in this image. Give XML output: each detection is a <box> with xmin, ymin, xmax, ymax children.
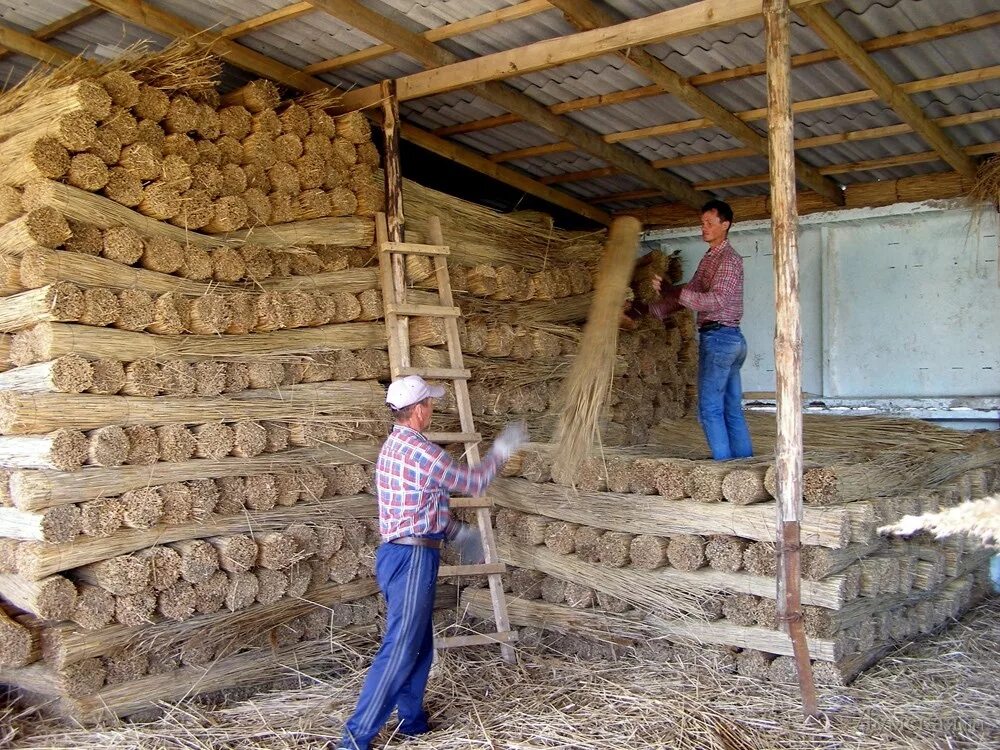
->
<box><xmin>697</xmin><ymin>326</ymin><xmax>753</xmax><ymax>461</ymax></box>
<box><xmin>340</xmin><ymin>543</ymin><xmax>439</xmax><ymax>750</ymax></box>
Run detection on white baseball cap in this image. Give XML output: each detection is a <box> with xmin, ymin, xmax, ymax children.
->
<box><xmin>385</xmin><ymin>375</ymin><xmax>445</xmax><ymax>409</ymax></box>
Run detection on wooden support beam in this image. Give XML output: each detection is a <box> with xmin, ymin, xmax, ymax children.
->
<box><xmin>798</xmin><ymin>4</ymin><xmax>977</xmax><ymax>178</ymax></box>
<box><xmin>0</xmin><ymin>6</ymin><xmax>103</xmax><ymax>62</ymax></box>
<box><xmin>0</xmin><ymin>21</ymin><xmax>80</xmax><ymax>67</ymax></box>
<box><xmin>764</xmin><ymin>0</ymin><xmax>816</xmax><ymax>716</ymax></box>
<box><xmin>304</xmin><ymin>0</ymin><xmax>552</xmax><ymax>74</ymax></box>
<box><xmin>338</xmin><ymin>0</ymin><xmax>828</xmax><ymax>110</ymax></box>
<box><xmin>309</xmin><ymin>0</ymin><xmax>707</xmax><ymax>207</ymax></box>
<box><xmin>490</xmin><ymin>66</ymin><xmax>1000</xmax><ymax>163</ymax></box>
<box><xmin>548</xmin><ymin>0</ymin><xmax>842</xmax><ymax>205</ymax></box>
<box><xmin>83</xmin><ymin>0</ymin><xmax>607</xmax><ymax>225</ymax></box>
<box><xmin>217</xmin><ymin>2</ymin><xmax>315</xmax><ymax>39</ymax></box>
<box><xmin>431</xmin><ymin>11</ymin><xmax>1000</xmax><ymax>138</ymax></box>
<box><xmin>628</xmin><ymin>170</ymin><xmax>979</xmax><ymax>228</ymax></box>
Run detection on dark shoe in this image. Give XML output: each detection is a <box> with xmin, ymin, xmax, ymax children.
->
<box><xmin>398</xmin><ymin>722</ymin><xmax>433</xmax><ymax>739</ymax></box>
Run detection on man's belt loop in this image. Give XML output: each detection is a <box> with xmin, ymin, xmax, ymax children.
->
<box><xmin>389</xmin><ymin>536</ymin><xmax>443</xmax><ymax>549</ymax></box>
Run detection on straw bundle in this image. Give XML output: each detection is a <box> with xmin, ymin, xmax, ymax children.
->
<box><xmin>551</xmin><ymin>218</ymin><xmax>640</xmax><ymax>484</ymax></box>
<box><xmin>88</xmin><ymin>358</ymin><xmax>126</xmax><ymax>395</ymax></box>
<box><xmin>0</xmin><ymin>355</ymin><xmax>93</xmax><ymax>393</ymax></box>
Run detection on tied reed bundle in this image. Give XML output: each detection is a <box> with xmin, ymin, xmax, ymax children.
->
<box><xmin>551</xmin><ymin>217</ymin><xmax>641</xmax><ymax>484</ymax></box>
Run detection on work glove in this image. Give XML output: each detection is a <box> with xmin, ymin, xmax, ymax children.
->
<box><xmin>491</xmin><ymin>420</ymin><xmax>528</xmax><ymax>464</ymax></box>
<box><xmin>448</xmin><ymin>522</ymin><xmax>485</xmax><ymax>565</ymax></box>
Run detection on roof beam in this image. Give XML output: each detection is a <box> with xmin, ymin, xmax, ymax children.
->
<box><xmin>543</xmin><ymin>108</ymin><xmax>1000</xmax><ymax>185</ymax></box>
<box><xmin>548</xmin><ymin>0</ymin><xmax>842</xmax><ymax>205</ymax></box>
<box><xmin>84</xmin><ymin>0</ymin><xmax>608</xmax><ymax>225</ymax></box>
<box><xmin>432</xmin><ymin>10</ymin><xmax>1000</xmax><ymax>137</ymax></box>
<box><xmin>594</xmin><ymin>140</ymin><xmax>1000</xmax><ymax>202</ymax></box>
<box><xmin>309</xmin><ymin>0</ymin><xmax>708</xmax><ymax>208</ymax></box>
<box><xmin>0</xmin><ymin>6</ymin><xmax>103</xmax><ymax>62</ymax></box>
<box><xmin>0</xmin><ymin>20</ymin><xmax>81</xmax><ymax>66</ymax></box>
<box><xmin>488</xmin><ymin>65</ymin><xmax>1000</xmax><ymax>162</ymax></box>
<box><xmin>217</xmin><ymin>2</ymin><xmax>316</xmax><ymax>39</ymax></box>
<box><xmin>304</xmin><ymin>0</ymin><xmax>552</xmax><ymax>75</ymax></box>
<box><xmin>797</xmin><ymin>4</ymin><xmax>977</xmax><ymax>178</ymax></box>
<box><xmin>337</xmin><ymin>0</ymin><xmax>827</xmax><ymax>110</ymax></box>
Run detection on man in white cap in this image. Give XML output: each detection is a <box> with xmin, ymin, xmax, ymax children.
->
<box><xmin>338</xmin><ymin>375</ymin><xmax>527</xmax><ymax>750</ymax></box>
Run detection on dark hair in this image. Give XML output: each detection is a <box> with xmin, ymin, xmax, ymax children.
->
<box><xmin>701</xmin><ymin>199</ymin><xmax>734</xmax><ymax>226</ymax></box>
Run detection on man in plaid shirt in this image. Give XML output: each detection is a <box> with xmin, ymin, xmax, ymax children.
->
<box><xmin>651</xmin><ymin>199</ymin><xmax>753</xmax><ymax>460</ymax></box>
<box><xmin>339</xmin><ymin>375</ymin><xmax>526</xmax><ymax>750</ymax></box>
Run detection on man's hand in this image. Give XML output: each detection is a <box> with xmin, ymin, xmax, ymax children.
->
<box><xmin>492</xmin><ymin>420</ymin><xmax>528</xmax><ymax>463</ymax></box>
<box><xmin>650</xmin><ymin>283</ymin><xmax>684</xmax><ymax>320</ymax></box>
<box><xmin>652</xmin><ymin>274</ymin><xmax>663</xmax><ymax>294</ymax></box>
<box><xmin>449</xmin><ymin>522</ymin><xmax>484</xmax><ymax>564</ymax></box>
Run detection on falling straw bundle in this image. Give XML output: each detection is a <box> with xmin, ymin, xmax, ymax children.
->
<box><xmin>551</xmin><ymin>217</ymin><xmax>641</xmax><ymax>484</ymax></box>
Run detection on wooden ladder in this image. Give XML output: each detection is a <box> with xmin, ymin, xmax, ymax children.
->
<box><xmin>376</xmin><ymin>211</ymin><xmax>517</xmax><ymax>663</ymax></box>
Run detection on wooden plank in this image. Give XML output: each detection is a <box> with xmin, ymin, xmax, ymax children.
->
<box><xmin>389</xmin><ymin>303</ymin><xmax>462</xmax><ymax>317</ymax></box>
<box><xmin>765</xmin><ymin>0</ymin><xmax>817</xmax><ymax>717</ymax></box>
<box><xmin>439</xmin><ymin>562</ymin><xmax>506</xmax><ymax>577</ymax></box>
<box><xmin>312</xmin><ymin>0</ymin><xmax>708</xmax><ymax>207</ymax></box>
<box><xmin>798</xmin><ymin>4</ymin><xmax>977</xmax><ymax>178</ymax></box>
<box><xmin>434</xmin><ymin>630</ymin><xmax>518</xmax><ymax>649</ymax></box>
<box><xmin>433</xmin><ymin>12</ymin><xmax>1000</xmax><ymax>138</ymax></box>
<box><xmin>548</xmin><ymin>0</ymin><xmax>843</xmax><ymax>205</ymax></box>
<box><xmin>218</xmin><ymin>2</ymin><xmax>315</xmax><ymax>39</ymax></box>
<box><xmin>86</xmin><ymin>0</ymin><xmax>606</xmax><ymax>226</ymax></box>
<box><xmin>381</xmin><ymin>242</ymin><xmax>450</xmax><ymax>256</ymax></box>
<box><xmin>0</xmin><ymin>7</ymin><xmax>102</xmax><ymax>62</ymax></box>
<box><xmin>337</xmin><ymin>0</ymin><xmax>828</xmax><ymax>108</ymax></box>
<box><xmin>424</xmin><ymin>431</ymin><xmax>481</xmax><ymax>443</ymax></box>
<box><xmin>305</xmin><ymin>0</ymin><xmax>552</xmax><ymax>74</ymax></box>
<box><xmin>398</xmin><ymin>366</ymin><xmax>471</xmax><ymax>379</ymax></box>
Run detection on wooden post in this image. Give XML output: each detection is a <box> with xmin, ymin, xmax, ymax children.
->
<box><xmin>763</xmin><ymin>0</ymin><xmax>820</xmax><ymax>717</ymax></box>
<box><xmin>380</xmin><ymin>79</ymin><xmax>409</xmax><ymax>372</ymax></box>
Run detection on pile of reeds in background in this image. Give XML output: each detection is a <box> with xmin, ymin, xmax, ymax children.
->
<box><xmin>462</xmin><ymin>424</ymin><xmax>1000</xmax><ymax>685</ymax></box>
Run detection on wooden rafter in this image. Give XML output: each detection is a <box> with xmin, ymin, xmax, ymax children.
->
<box><xmin>548</xmin><ymin>0</ymin><xmax>842</xmax><ymax>205</ymax></box>
<box><xmin>433</xmin><ymin>10</ymin><xmax>1000</xmax><ymax>137</ymax></box>
<box><xmin>81</xmin><ymin>0</ymin><xmax>608</xmax><ymax>225</ymax></box>
<box><xmin>797</xmin><ymin>4</ymin><xmax>977</xmax><ymax>178</ymax></box>
<box><xmin>337</xmin><ymin>0</ymin><xmax>828</xmax><ymax>110</ymax></box>
<box><xmin>218</xmin><ymin>2</ymin><xmax>315</xmax><ymax>39</ymax></box>
<box><xmin>308</xmin><ymin>0</ymin><xmax>708</xmax><ymax>208</ymax></box>
<box><xmin>0</xmin><ymin>21</ymin><xmax>80</xmax><ymax>67</ymax></box>
<box><xmin>593</xmin><ymin>140</ymin><xmax>1000</xmax><ymax>203</ymax></box>
<box><xmin>542</xmin><ymin>108</ymin><xmax>1000</xmax><ymax>185</ymax></box>
<box><xmin>631</xmin><ymin>171</ymin><xmax>979</xmax><ymax>228</ymax></box>
<box><xmin>488</xmin><ymin>65</ymin><xmax>1000</xmax><ymax>163</ymax></box>
<box><xmin>0</xmin><ymin>6</ymin><xmax>103</xmax><ymax>62</ymax></box>
<box><xmin>304</xmin><ymin>0</ymin><xmax>552</xmax><ymax>75</ymax></box>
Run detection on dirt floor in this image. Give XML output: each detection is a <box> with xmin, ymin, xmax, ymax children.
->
<box><xmin>3</xmin><ymin>596</ymin><xmax>998</xmax><ymax>749</ymax></box>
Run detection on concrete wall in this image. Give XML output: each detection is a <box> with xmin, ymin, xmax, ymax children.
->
<box><xmin>645</xmin><ymin>202</ymin><xmax>1000</xmax><ymax>400</ymax></box>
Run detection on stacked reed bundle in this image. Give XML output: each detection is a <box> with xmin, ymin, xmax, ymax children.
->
<box><xmin>483</xmin><ymin>430</ymin><xmax>999</xmax><ymax>684</ymax></box>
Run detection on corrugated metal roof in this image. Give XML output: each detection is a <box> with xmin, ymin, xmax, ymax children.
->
<box><xmin>0</xmin><ymin>0</ymin><xmax>997</xmax><ymax>215</ymax></box>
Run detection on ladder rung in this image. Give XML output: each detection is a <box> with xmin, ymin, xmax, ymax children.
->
<box><xmin>450</xmin><ymin>496</ymin><xmax>493</xmax><ymax>509</ymax></box>
<box><xmin>435</xmin><ymin>630</ymin><xmax>518</xmax><ymax>649</ymax></box>
<box><xmin>389</xmin><ymin>303</ymin><xmax>461</xmax><ymax>317</ymax></box>
<box><xmin>425</xmin><ymin>431</ymin><xmax>481</xmax><ymax>444</ymax></box>
<box><xmin>399</xmin><ymin>366</ymin><xmax>471</xmax><ymax>379</ymax></box>
<box><xmin>439</xmin><ymin>562</ymin><xmax>506</xmax><ymax>577</ymax></box>
<box><xmin>381</xmin><ymin>241</ymin><xmax>450</xmax><ymax>256</ymax></box>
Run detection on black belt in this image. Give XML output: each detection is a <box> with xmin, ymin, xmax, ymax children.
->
<box><xmin>388</xmin><ymin>536</ymin><xmax>442</xmax><ymax>549</ymax></box>
<box><xmin>699</xmin><ymin>321</ymin><xmax>737</xmax><ymax>333</ymax></box>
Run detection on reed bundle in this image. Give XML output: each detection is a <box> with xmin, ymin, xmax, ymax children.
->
<box><xmin>15</xmin><ymin>493</ymin><xmax>377</xmax><ymax>581</ymax></box>
<box><xmin>215</xmin><ymin>216</ymin><xmax>374</xmax><ymax>248</ymax></box>
<box><xmin>10</xmin><ymin>441</ymin><xmax>379</xmax><ymax>510</ymax></box>
<box><xmin>0</xmin><ymin>504</ymin><xmax>82</xmax><ymax>542</ymax></box>
<box><xmin>0</xmin><ymin>282</ymin><xmax>85</xmax><ymax>331</ymax></box>
<box><xmin>0</xmin><ymin>80</ymin><xmax>111</xmax><ymax>143</ymax></box>
<box><xmin>0</xmin><ymin>607</ymin><xmax>33</xmax><ymax>668</ymax></box>
<box><xmin>15</xmin><ymin>320</ymin><xmax>385</xmax><ymax>365</ymax></box>
<box><xmin>0</xmin><ymin>429</ymin><xmax>89</xmax><ymax>470</ymax></box>
<box><xmin>0</xmin><ymin>572</ymin><xmax>77</xmax><ymax>619</ymax></box>
<box><xmin>0</xmin><ymin>355</ymin><xmax>93</xmax><ymax>392</ymax></box>
<box><xmin>492</xmin><ymin>477</ymin><xmax>851</xmax><ymax>549</ymax></box>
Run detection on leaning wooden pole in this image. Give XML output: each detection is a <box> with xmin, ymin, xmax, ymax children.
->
<box><xmin>763</xmin><ymin>0</ymin><xmax>819</xmax><ymax>717</ymax></box>
<box><xmin>380</xmin><ymin>79</ymin><xmax>409</xmax><ymax>375</ymax></box>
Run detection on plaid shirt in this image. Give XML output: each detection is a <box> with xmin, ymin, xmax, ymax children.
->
<box><xmin>375</xmin><ymin>424</ymin><xmax>500</xmax><ymax>542</ymax></box>
<box><xmin>679</xmin><ymin>238</ymin><xmax>744</xmax><ymax>327</ymax></box>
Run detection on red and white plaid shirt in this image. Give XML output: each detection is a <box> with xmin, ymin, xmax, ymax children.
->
<box><xmin>679</xmin><ymin>238</ymin><xmax>744</xmax><ymax>327</ymax></box>
<box><xmin>375</xmin><ymin>424</ymin><xmax>500</xmax><ymax>542</ymax></box>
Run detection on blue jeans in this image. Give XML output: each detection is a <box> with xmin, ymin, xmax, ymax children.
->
<box><xmin>340</xmin><ymin>543</ymin><xmax>439</xmax><ymax>750</ymax></box>
<box><xmin>697</xmin><ymin>326</ymin><xmax>753</xmax><ymax>460</ymax></box>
